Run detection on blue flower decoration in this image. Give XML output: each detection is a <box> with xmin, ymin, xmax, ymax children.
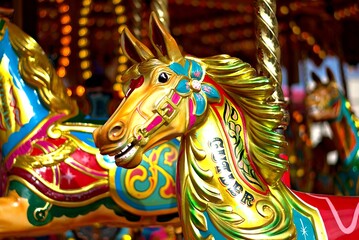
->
<box><xmin>170</xmin><ymin>59</ymin><xmax>220</xmax><ymax>116</ymax></box>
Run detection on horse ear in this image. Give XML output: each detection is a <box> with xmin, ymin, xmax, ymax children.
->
<box><xmin>149</xmin><ymin>12</ymin><xmax>183</xmax><ymax>63</ymax></box>
<box><xmin>311</xmin><ymin>72</ymin><xmax>322</xmax><ymax>85</ymax></box>
<box><xmin>326</xmin><ymin>67</ymin><xmax>335</xmax><ymax>83</ymax></box>
<box><xmin>120</xmin><ymin>27</ymin><xmax>154</xmax><ymax>63</ymax></box>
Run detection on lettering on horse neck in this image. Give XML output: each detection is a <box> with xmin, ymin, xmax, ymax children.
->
<box><xmin>210</xmin><ymin>137</ymin><xmax>254</xmax><ymax>206</ymax></box>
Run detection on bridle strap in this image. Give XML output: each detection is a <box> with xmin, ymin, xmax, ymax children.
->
<box><xmin>138</xmin><ymin>91</ymin><xmax>182</xmax><ymax>139</ymax></box>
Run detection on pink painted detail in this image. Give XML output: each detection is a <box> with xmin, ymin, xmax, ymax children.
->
<box><xmin>34</xmin><ymin>140</ymin><xmax>57</xmax><ymax>152</ymax></box>
<box><xmin>0</xmin><ymin>165</ymin><xmax>7</xmax><ymax>196</ymax></box>
<box><xmin>188</xmin><ymin>99</ymin><xmax>196</xmax><ymax>129</ymax></box>
<box><xmin>130</xmin><ymin>168</ymin><xmax>145</xmax><ymax>179</ymax></box>
<box><xmin>171</xmin><ymin>93</ymin><xmax>181</xmax><ymax>105</ymax></box>
<box><xmin>165</xmin><ymin>151</ymin><xmax>177</xmax><ymax>166</ymax></box>
<box><xmin>6</xmin><ymin>114</ymin><xmax>65</xmax><ymax>170</ymax></box>
<box><xmin>165</xmin><ymin>104</ymin><xmax>174</xmax><ymax>116</ymax></box>
<box><xmin>151</xmin><ymin>153</ymin><xmax>158</xmax><ymax>162</ymax></box>
<box><xmin>193</xmin><ymin>70</ymin><xmax>201</xmax><ymax>78</ymax></box>
<box><xmin>9</xmin><ymin>86</ymin><xmax>22</xmax><ymax>126</ymax></box>
<box><xmin>163</xmin><ymin>180</ymin><xmax>176</xmax><ymax>197</ymax></box>
<box><xmin>294</xmin><ymin>191</ymin><xmax>359</xmax><ymax>238</ymax></box>
<box><xmin>0</xmin><ymin>115</ymin><xmax>5</xmax><ymax>130</ymax></box>
<box><xmin>54</xmin><ymin>165</ymin><xmax>60</xmax><ymax>185</ymax></box>
<box><xmin>146</xmin><ymin>115</ymin><xmax>163</xmax><ymax>132</ymax></box>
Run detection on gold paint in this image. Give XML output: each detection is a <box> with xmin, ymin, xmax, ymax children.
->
<box><xmin>93</xmin><ymin>13</ymin><xmax>328</xmax><ymax>240</ymax></box>
<box><xmin>14</xmin><ymin>140</ymin><xmax>77</xmax><ymax>168</ymax></box>
<box><xmin>255</xmin><ymin>0</ymin><xmax>288</xmax><ymax>130</ymax></box>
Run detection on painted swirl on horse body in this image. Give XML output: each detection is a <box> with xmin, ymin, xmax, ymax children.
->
<box><xmin>306</xmin><ymin>68</ymin><xmax>359</xmax><ymax>196</ymax></box>
<box><xmin>0</xmin><ymin>18</ymin><xmax>180</xmax><ymax>238</ymax></box>
<box><xmin>93</xmin><ymin>13</ymin><xmax>359</xmax><ymax>239</ymax></box>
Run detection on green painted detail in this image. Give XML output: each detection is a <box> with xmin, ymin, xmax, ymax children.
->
<box><xmin>9</xmin><ymin>180</ymin><xmax>140</xmax><ymax>226</ymax></box>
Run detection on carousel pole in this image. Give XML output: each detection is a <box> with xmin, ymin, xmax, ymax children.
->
<box><xmin>255</xmin><ymin>0</ymin><xmax>289</xmax><ymax>129</ymax></box>
<box><xmin>150</xmin><ymin>0</ymin><xmax>170</xmax><ymax>30</ymax></box>
<box><xmin>131</xmin><ymin>0</ymin><xmax>143</xmax><ymax>39</ymax></box>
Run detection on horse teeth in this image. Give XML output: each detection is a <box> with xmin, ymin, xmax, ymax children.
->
<box><xmin>119</xmin><ymin>142</ymin><xmax>133</xmax><ymax>154</ymax></box>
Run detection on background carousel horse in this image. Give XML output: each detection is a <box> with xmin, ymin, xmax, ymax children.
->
<box><xmin>0</xmin><ymin>17</ymin><xmax>181</xmax><ymax>238</ymax></box>
<box><xmin>94</xmin><ymin>13</ymin><xmax>359</xmax><ymax>239</ymax></box>
<box><xmin>305</xmin><ymin>68</ymin><xmax>359</xmax><ymax>196</ymax></box>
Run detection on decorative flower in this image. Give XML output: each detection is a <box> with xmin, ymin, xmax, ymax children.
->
<box><xmin>170</xmin><ymin>59</ymin><xmax>220</xmax><ymax>116</ymax></box>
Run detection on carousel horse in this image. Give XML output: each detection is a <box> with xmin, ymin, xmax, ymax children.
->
<box><xmin>305</xmin><ymin>68</ymin><xmax>359</xmax><ymax>196</ymax></box>
<box><xmin>0</xmin><ymin>17</ymin><xmax>181</xmax><ymax>238</ymax></box>
<box><xmin>94</xmin><ymin>13</ymin><xmax>359</xmax><ymax>239</ymax></box>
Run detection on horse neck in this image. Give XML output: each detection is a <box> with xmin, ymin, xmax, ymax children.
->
<box><xmin>180</xmin><ymin>97</ymin><xmax>269</xmax><ymax>196</ymax></box>
<box><xmin>328</xmin><ymin>94</ymin><xmax>359</xmax><ymax>165</ymax></box>
<box><xmin>0</xmin><ymin>26</ymin><xmax>56</xmax><ymax>157</ymax></box>
<box><xmin>177</xmin><ymin>100</ymin><xmax>303</xmax><ymax>238</ymax></box>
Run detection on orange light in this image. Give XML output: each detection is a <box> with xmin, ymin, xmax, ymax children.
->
<box><xmin>60</xmin><ymin>46</ymin><xmax>71</xmax><ymax>57</ymax></box>
<box><xmin>38</xmin><ymin>9</ymin><xmax>47</xmax><ymax>18</ymax></box>
<box><xmin>59</xmin><ymin>57</ymin><xmax>70</xmax><ymax>67</ymax></box>
<box><xmin>76</xmin><ymin>85</ymin><xmax>86</xmax><ymax>97</ymax></box>
<box><xmin>60</xmin><ymin>36</ymin><xmax>72</xmax><ymax>45</ymax></box>
<box><xmin>312</xmin><ymin>44</ymin><xmax>320</xmax><ymax>54</ymax></box>
<box><xmin>57</xmin><ymin>67</ymin><xmax>66</xmax><ymax>78</ymax></box>
<box><xmin>62</xmin><ymin>25</ymin><xmax>72</xmax><ymax>35</ymax></box>
<box><xmin>59</xmin><ymin>4</ymin><xmax>70</xmax><ymax>14</ymax></box>
<box><xmin>280</xmin><ymin>6</ymin><xmax>289</xmax><ymax>15</ymax></box>
<box><xmin>60</xmin><ymin>14</ymin><xmax>71</xmax><ymax>24</ymax></box>
<box><xmin>301</xmin><ymin>32</ymin><xmax>309</xmax><ymax>39</ymax></box>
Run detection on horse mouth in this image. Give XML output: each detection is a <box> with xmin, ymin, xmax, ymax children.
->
<box><xmin>114</xmin><ymin>140</ymin><xmax>139</xmax><ymax>166</ymax></box>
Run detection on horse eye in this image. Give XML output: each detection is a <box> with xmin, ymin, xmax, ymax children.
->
<box><xmin>158</xmin><ymin>72</ymin><xmax>169</xmax><ymax>83</ymax></box>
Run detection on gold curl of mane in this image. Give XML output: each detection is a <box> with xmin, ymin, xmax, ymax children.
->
<box><xmin>198</xmin><ymin>54</ymin><xmax>288</xmax><ymax>186</ymax></box>
<box><xmin>6</xmin><ymin>21</ymin><xmax>78</xmax><ymax>118</ymax></box>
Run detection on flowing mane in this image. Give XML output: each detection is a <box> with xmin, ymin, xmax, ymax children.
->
<box><xmin>199</xmin><ymin>54</ymin><xmax>288</xmax><ymax>185</ymax></box>
<box><xmin>4</xmin><ymin>20</ymin><xmax>77</xmax><ymax>117</ymax></box>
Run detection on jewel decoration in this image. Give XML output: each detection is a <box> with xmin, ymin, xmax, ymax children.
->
<box><xmin>170</xmin><ymin>59</ymin><xmax>220</xmax><ymax>116</ymax></box>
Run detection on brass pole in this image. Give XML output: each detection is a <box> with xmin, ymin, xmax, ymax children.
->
<box><xmin>255</xmin><ymin>0</ymin><xmax>288</xmax><ymax>129</ymax></box>
<box><xmin>131</xmin><ymin>0</ymin><xmax>142</xmax><ymax>39</ymax></box>
<box><xmin>150</xmin><ymin>0</ymin><xmax>170</xmax><ymax>31</ymax></box>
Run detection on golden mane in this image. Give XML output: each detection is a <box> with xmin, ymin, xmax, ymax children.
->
<box><xmin>198</xmin><ymin>54</ymin><xmax>288</xmax><ymax>185</ymax></box>
<box><xmin>6</xmin><ymin>21</ymin><xmax>78</xmax><ymax>117</ymax></box>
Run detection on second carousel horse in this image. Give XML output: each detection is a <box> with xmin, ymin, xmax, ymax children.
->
<box><xmin>0</xmin><ymin>17</ymin><xmax>180</xmax><ymax>238</ymax></box>
<box><xmin>306</xmin><ymin>68</ymin><xmax>359</xmax><ymax>196</ymax></box>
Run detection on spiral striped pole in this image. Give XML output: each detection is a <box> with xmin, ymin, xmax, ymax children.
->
<box><xmin>255</xmin><ymin>0</ymin><xmax>289</xmax><ymax>129</ymax></box>
<box><xmin>151</xmin><ymin>0</ymin><xmax>170</xmax><ymax>31</ymax></box>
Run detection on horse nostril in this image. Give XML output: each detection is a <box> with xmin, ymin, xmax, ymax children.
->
<box><xmin>108</xmin><ymin>123</ymin><xmax>124</xmax><ymax>141</ymax></box>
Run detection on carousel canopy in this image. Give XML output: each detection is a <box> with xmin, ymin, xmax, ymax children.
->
<box><xmin>1</xmin><ymin>0</ymin><xmax>358</xmax><ymax>87</ymax></box>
